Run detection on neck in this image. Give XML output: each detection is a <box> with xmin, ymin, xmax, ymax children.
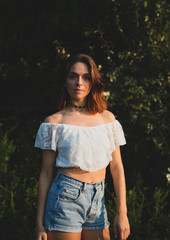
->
<box><xmin>70</xmin><ymin>100</ymin><xmax>86</xmax><ymax>107</ymax></box>
<box><xmin>70</xmin><ymin>103</ymin><xmax>86</xmax><ymax>108</ymax></box>
<box><xmin>69</xmin><ymin>100</ymin><xmax>87</xmax><ymax>113</ymax></box>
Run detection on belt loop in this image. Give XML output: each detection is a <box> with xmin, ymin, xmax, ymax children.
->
<box><xmin>55</xmin><ymin>169</ymin><xmax>61</xmax><ymax>182</ymax></box>
<box><xmin>82</xmin><ymin>182</ymin><xmax>86</xmax><ymax>192</ymax></box>
<box><xmin>102</xmin><ymin>180</ymin><xmax>104</xmax><ymax>191</ymax></box>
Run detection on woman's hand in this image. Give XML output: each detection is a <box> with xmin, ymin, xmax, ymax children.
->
<box><xmin>113</xmin><ymin>212</ymin><xmax>130</xmax><ymax>240</ymax></box>
<box><xmin>35</xmin><ymin>226</ymin><xmax>47</xmax><ymax>240</ymax></box>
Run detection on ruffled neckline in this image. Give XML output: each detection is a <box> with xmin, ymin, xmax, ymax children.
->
<box><xmin>40</xmin><ymin>120</ymin><xmax>118</xmax><ymax>129</ymax></box>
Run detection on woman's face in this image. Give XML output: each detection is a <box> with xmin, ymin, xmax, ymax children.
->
<box><xmin>65</xmin><ymin>62</ymin><xmax>91</xmax><ymax>103</ymax></box>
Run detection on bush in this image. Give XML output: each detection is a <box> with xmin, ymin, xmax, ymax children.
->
<box><xmin>106</xmin><ymin>173</ymin><xmax>170</xmax><ymax>240</ymax></box>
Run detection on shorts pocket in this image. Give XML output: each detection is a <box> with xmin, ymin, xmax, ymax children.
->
<box><xmin>58</xmin><ymin>182</ymin><xmax>82</xmax><ymax>202</ymax></box>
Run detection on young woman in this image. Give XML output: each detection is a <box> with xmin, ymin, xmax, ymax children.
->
<box><xmin>34</xmin><ymin>54</ymin><xmax>130</xmax><ymax>240</ymax></box>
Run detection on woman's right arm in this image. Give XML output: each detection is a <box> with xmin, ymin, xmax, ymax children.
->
<box><xmin>36</xmin><ymin>149</ymin><xmax>57</xmax><ymax>240</ymax></box>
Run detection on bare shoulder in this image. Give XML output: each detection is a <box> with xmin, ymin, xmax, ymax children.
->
<box><xmin>101</xmin><ymin>110</ymin><xmax>116</xmax><ymax>123</ymax></box>
<box><xmin>44</xmin><ymin>111</ymin><xmax>64</xmax><ymax>124</ymax></box>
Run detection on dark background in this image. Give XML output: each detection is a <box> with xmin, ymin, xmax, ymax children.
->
<box><xmin>0</xmin><ymin>0</ymin><xmax>169</xmax><ymax>239</ymax></box>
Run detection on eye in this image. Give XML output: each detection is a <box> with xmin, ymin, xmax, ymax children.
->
<box><xmin>83</xmin><ymin>75</ymin><xmax>90</xmax><ymax>81</ymax></box>
<box><xmin>68</xmin><ymin>74</ymin><xmax>76</xmax><ymax>80</ymax></box>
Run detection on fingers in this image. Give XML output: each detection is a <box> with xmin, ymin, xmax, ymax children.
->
<box><xmin>37</xmin><ymin>231</ymin><xmax>47</xmax><ymax>240</ymax></box>
<box><xmin>119</xmin><ymin>228</ymin><xmax>130</xmax><ymax>240</ymax></box>
<box><xmin>113</xmin><ymin>223</ymin><xmax>130</xmax><ymax>240</ymax></box>
<box><xmin>42</xmin><ymin>232</ymin><xmax>48</xmax><ymax>240</ymax></box>
<box><xmin>113</xmin><ymin>215</ymin><xmax>130</xmax><ymax>240</ymax></box>
<box><xmin>119</xmin><ymin>228</ymin><xmax>125</xmax><ymax>240</ymax></box>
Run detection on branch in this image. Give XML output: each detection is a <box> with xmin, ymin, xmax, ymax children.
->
<box><xmin>0</xmin><ymin>184</ymin><xmax>12</xmax><ymax>194</ymax></box>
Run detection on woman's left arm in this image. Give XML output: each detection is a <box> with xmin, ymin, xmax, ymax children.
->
<box><xmin>110</xmin><ymin>146</ymin><xmax>130</xmax><ymax>240</ymax></box>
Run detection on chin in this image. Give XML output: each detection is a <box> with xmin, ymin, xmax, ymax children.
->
<box><xmin>72</xmin><ymin>96</ymin><xmax>87</xmax><ymax>101</ymax></box>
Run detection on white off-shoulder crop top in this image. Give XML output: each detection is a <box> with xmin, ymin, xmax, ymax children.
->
<box><xmin>34</xmin><ymin>120</ymin><xmax>126</xmax><ymax>172</ymax></box>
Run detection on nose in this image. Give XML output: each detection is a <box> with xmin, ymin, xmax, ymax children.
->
<box><xmin>76</xmin><ymin>76</ymin><xmax>83</xmax><ymax>86</ymax></box>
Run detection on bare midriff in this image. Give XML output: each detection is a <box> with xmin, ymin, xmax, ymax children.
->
<box><xmin>58</xmin><ymin>167</ymin><xmax>106</xmax><ymax>183</ymax></box>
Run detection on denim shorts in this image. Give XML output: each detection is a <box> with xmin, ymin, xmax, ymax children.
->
<box><xmin>44</xmin><ymin>170</ymin><xmax>110</xmax><ymax>232</ymax></box>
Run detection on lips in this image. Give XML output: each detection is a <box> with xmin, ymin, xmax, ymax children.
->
<box><xmin>74</xmin><ymin>89</ymin><xmax>83</xmax><ymax>92</ymax></box>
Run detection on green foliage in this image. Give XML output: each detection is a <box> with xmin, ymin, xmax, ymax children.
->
<box><xmin>144</xmin><ymin>187</ymin><xmax>170</xmax><ymax>240</ymax></box>
<box><xmin>106</xmin><ymin>174</ymin><xmax>170</xmax><ymax>240</ymax></box>
<box><xmin>0</xmin><ymin>126</ymin><xmax>39</xmax><ymax>239</ymax></box>
<box><xmin>0</xmin><ymin>128</ymin><xmax>15</xmax><ymax>213</ymax></box>
<box><xmin>0</xmin><ymin>127</ymin><xmax>15</xmax><ymax>171</ymax></box>
<box><xmin>0</xmin><ymin>0</ymin><xmax>169</xmax><ymax>239</ymax></box>
<box><xmin>0</xmin><ymin>128</ymin><xmax>16</xmax><ymax>238</ymax></box>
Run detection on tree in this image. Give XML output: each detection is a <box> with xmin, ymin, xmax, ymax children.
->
<box><xmin>0</xmin><ymin>0</ymin><xmax>169</xmax><ymax>239</ymax></box>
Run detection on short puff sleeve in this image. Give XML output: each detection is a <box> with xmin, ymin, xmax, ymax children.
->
<box><xmin>34</xmin><ymin>123</ymin><xmax>59</xmax><ymax>151</ymax></box>
<box><xmin>112</xmin><ymin>120</ymin><xmax>126</xmax><ymax>146</ymax></box>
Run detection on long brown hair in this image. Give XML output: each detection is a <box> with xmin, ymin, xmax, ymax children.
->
<box><xmin>57</xmin><ymin>54</ymin><xmax>107</xmax><ymax>115</ymax></box>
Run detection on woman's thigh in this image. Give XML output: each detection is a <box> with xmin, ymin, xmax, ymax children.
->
<box><xmin>81</xmin><ymin>228</ymin><xmax>110</xmax><ymax>240</ymax></box>
<box><xmin>47</xmin><ymin>231</ymin><xmax>81</xmax><ymax>240</ymax></box>
<box><xmin>47</xmin><ymin>228</ymin><xmax>110</xmax><ymax>240</ymax></box>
